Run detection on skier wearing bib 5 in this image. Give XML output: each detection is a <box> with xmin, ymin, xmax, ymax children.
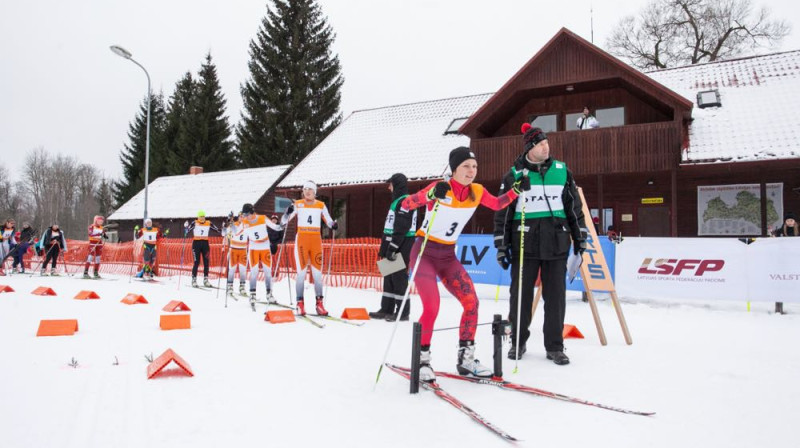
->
<box><xmin>281</xmin><ymin>180</ymin><xmax>338</xmax><ymax>316</ymax></box>
<box><xmin>241</xmin><ymin>203</ymin><xmax>284</xmax><ymax>304</ymax></box>
<box><xmin>400</xmin><ymin>147</ymin><xmax>530</xmax><ymax>381</ymax></box>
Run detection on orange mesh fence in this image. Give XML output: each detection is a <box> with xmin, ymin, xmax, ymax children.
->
<box><xmin>34</xmin><ymin>237</ymin><xmax>410</xmax><ymax>293</ymax></box>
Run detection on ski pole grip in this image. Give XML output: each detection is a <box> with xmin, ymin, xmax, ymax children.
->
<box><xmin>410</xmin><ymin>321</ymin><xmax>422</xmax><ymax>394</ymax></box>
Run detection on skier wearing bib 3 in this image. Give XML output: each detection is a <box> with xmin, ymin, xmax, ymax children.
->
<box><xmin>241</xmin><ymin>203</ymin><xmax>284</xmax><ymax>304</ymax></box>
<box><xmin>400</xmin><ymin>147</ymin><xmax>530</xmax><ymax>381</ymax></box>
<box><xmin>135</xmin><ymin>218</ymin><xmax>167</xmax><ymax>280</ymax></box>
<box><xmin>281</xmin><ymin>180</ymin><xmax>338</xmax><ymax>316</ymax></box>
<box><xmin>185</xmin><ymin>211</ymin><xmax>221</xmax><ymax>287</ymax></box>
<box><xmin>83</xmin><ymin>215</ymin><xmax>108</xmax><ymax>279</ymax></box>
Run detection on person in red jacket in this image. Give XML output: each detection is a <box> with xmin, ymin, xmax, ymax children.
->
<box><xmin>400</xmin><ymin>147</ymin><xmax>529</xmax><ymax>382</ymax></box>
<box><xmin>83</xmin><ymin>215</ymin><xmax>108</xmax><ymax>279</ymax></box>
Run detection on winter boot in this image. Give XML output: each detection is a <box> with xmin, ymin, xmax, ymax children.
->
<box><xmin>265</xmin><ymin>290</ymin><xmax>276</xmax><ymax>304</ymax></box>
<box><xmin>191</xmin><ymin>277</ymin><xmax>198</xmax><ymax>288</ymax></box>
<box><xmin>297</xmin><ymin>299</ymin><xmax>306</xmax><ymax>316</ymax></box>
<box><xmin>315</xmin><ymin>296</ymin><xmax>328</xmax><ymax>316</ymax></box>
<box><xmin>50</xmin><ymin>268</ymin><xmax>59</xmax><ymax>276</ymax></box>
<box><xmin>239</xmin><ymin>283</ymin><xmax>247</xmax><ymax>296</ymax></box>
<box><xmin>203</xmin><ymin>277</ymin><xmax>212</xmax><ymax>288</ymax></box>
<box><xmin>456</xmin><ymin>341</ymin><xmax>492</xmax><ymax>378</ymax></box>
<box><xmin>368</xmin><ymin>310</ymin><xmax>391</xmax><ymax>320</ymax></box>
<box><xmin>546</xmin><ymin>350</ymin><xmax>570</xmax><ymax>366</ymax></box>
<box><xmin>83</xmin><ymin>270</ymin><xmax>91</xmax><ymax>279</ymax></box>
<box><xmin>507</xmin><ymin>343</ymin><xmax>527</xmax><ymax>360</ymax></box>
<box><xmin>419</xmin><ymin>347</ymin><xmax>435</xmax><ymax>383</ymax></box>
<box><xmin>385</xmin><ymin>313</ymin><xmax>409</xmax><ymax>322</ymax></box>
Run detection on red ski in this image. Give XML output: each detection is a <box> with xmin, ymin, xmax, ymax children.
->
<box><xmin>385</xmin><ymin>363</ymin><xmax>519</xmax><ymax>443</ymax></box>
<box><xmin>392</xmin><ymin>365</ymin><xmax>654</xmax><ymax>417</ymax></box>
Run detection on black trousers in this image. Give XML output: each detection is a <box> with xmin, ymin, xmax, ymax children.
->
<box><xmin>43</xmin><ymin>245</ymin><xmax>61</xmax><ymax>269</ymax></box>
<box><xmin>192</xmin><ymin>240</ymin><xmax>210</xmax><ymax>278</ymax></box>
<box><xmin>509</xmin><ymin>256</ymin><xmax>567</xmax><ymax>352</ymax></box>
<box><xmin>380</xmin><ymin>242</ymin><xmax>413</xmax><ymax>316</ymax></box>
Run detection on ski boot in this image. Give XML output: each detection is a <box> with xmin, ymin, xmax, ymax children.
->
<box><xmin>93</xmin><ymin>271</ymin><xmax>101</xmax><ymax>279</ymax></box>
<box><xmin>239</xmin><ymin>283</ymin><xmax>247</xmax><ymax>297</ymax></box>
<box><xmin>40</xmin><ymin>268</ymin><xmax>47</xmax><ymax>276</ymax></box>
<box><xmin>11</xmin><ymin>267</ymin><xmax>18</xmax><ymax>274</ymax></box>
<box><xmin>420</xmin><ymin>347</ymin><xmax>435</xmax><ymax>383</ymax></box>
<box><xmin>226</xmin><ymin>284</ymin><xmax>234</xmax><ymax>297</ymax></box>
<box><xmin>315</xmin><ymin>296</ymin><xmax>328</xmax><ymax>316</ymax></box>
<box><xmin>249</xmin><ymin>292</ymin><xmax>256</xmax><ymax>312</ymax></box>
<box><xmin>50</xmin><ymin>268</ymin><xmax>59</xmax><ymax>276</ymax></box>
<box><xmin>191</xmin><ymin>277</ymin><xmax>198</xmax><ymax>288</ymax></box>
<box><xmin>265</xmin><ymin>290</ymin><xmax>277</xmax><ymax>304</ymax></box>
<box><xmin>297</xmin><ymin>299</ymin><xmax>306</xmax><ymax>316</ymax></box>
<box><xmin>546</xmin><ymin>350</ymin><xmax>570</xmax><ymax>366</ymax></box>
<box><xmin>83</xmin><ymin>271</ymin><xmax>91</xmax><ymax>279</ymax></box>
<box><xmin>456</xmin><ymin>341</ymin><xmax>492</xmax><ymax>378</ymax></box>
<box><xmin>203</xmin><ymin>277</ymin><xmax>212</xmax><ymax>288</ymax></box>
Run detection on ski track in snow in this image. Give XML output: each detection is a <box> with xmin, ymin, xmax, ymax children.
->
<box><xmin>1</xmin><ymin>272</ymin><xmax>798</xmax><ymax>447</ymax></box>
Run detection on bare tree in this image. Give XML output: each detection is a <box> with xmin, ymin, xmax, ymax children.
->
<box><xmin>607</xmin><ymin>0</ymin><xmax>791</xmax><ymax>70</ymax></box>
<box><xmin>0</xmin><ymin>165</ymin><xmax>27</xmax><ymax>222</ymax></box>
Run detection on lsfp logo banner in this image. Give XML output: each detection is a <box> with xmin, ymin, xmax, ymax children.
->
<box><xmin>616</xmin><ymin>237</ymin><xmax>748</xmax><ymax>301</ymax></box>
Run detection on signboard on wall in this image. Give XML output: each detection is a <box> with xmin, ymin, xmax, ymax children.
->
<box><xmin>697</xmin><ymin>183</ymin><xmax>783</xmax><ymax>235</ymax></box>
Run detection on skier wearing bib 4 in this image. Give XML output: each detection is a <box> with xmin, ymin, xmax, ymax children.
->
<box><xmin>281</xmin><ymin>180</ymin><xmax>338</xmax><ymax>316</ymax></box>
<box><xmin>83</xmin><ymin>215</ymin><xmax>108</xmax><ymax>279</ymax></box>
<box><xmin>241</xmin><ymin>203</ymin><xmax>283</xmax><ymax>304</ymax></box>
<box><xmin>224</xmin><ymin>212</ymin><xmax>249</xmax><ymax>298</ymax></box>
<box><xmin>185</xmin><ymin>211</ymin><xmax>221</xmax><ymax>287</ymax></box>
<box><xmin>135</xmin><ymin>219</ymin><xmax>167</xmax><ymax>280</ymax></box>
<box><xmin>494</xmin><ymin>124</ymin><xmax>587</xmax><ymax>366</ymax></box>
<box><xmin>400</xmin><ymin>147</ymin><xmax>530</xmax><ymax>381</ymax></box>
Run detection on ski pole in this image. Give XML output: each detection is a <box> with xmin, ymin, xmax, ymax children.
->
<box><xmin>177</xmin><ymin>225</ymin><xmax>188</xmax><ymax>291</ymax></box>
<box><xmin>375</xmin><ymin>192</ymin><xmax>444</xmax><ymax>389</ymax></box>
<box><xmin>128</xmin><ymin>229</ymin><xmax>138</xmax><ymax>283</ymax></box>
<box><xmin>29</xmin><ymin>242</ymin><xmax>58</xmax><ymax>276</ymax></box>
<box><xmin>323</xmin><ymin>227</ymin><xmax>335</xmax><ymax>299</ymax></box>
<box><xmin>513</xmin><ymin>169</ymin><xmax>529</xmax><ymax>374</ymax></box>
<box><xmin>216</xmin><ymin>241</ymin><xmax>228</xmax><ymax>300</ymax></box>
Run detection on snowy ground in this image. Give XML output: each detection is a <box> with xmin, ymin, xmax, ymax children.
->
<box><xmin>1</xmin><ymin>272</ymin><xmax>798</xmax><ymax>448</ymax></box>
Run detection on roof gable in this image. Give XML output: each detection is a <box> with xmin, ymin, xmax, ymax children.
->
<box><xmin>460</xmin><ymin>28</ymin><xmax>693</xmax><ymax>137</ymax></box>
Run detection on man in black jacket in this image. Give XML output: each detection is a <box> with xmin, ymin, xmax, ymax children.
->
<box><xmin>370</xmin><ymin>173</ymin><xmax>417</xmax><ymax>321</ymax></box>
<box><xmin>494</xmin><ymin>124</ymin><xmax>587</xmax><ymax>365</ymax></box>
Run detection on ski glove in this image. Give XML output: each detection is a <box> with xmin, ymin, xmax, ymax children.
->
<box><xmin>330</xmin><ymin>221</ymin><xmax>339</xmax><ymax>231</ymax></box>
<box><xmin>496</xmin><ymin>246</ymin><xmax>511</xmax><ymax>270</ymax></box>
<box><xmin>511</xmin><ymin>176</ymin><xmax>531</xmax><ymax>194</ymax></box>
<box><xmin>134</xmin><ymin>225</ymin><xmax>140</xmax><ymax>231</ymax></box>
<box><xmin>427</xmin><ymin>181</ymin><xmax>451</xmax><ymax>200</ymax></box>
<box><xmin>286</xmin><ymin>204</ymin><xmax>294</xmax><ymax>215</ymax></box>
<box><xmin>386</xmin><ymin>250</ymin><xmax>398</xmax><ymax>261</ymax></box>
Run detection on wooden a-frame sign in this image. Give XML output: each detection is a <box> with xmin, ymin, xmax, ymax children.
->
<box><xmin>532</xmin><ymin>187</ymin><xmax>632</xmax><ymax>345</ymax></box>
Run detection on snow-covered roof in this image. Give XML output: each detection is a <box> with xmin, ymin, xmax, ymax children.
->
<box><xmin>278</xmin><ymin>94</ymin><xmax>493</xmax><ymax>188</ymax></box>
<box><xmin>109</xmin><ymin>165</ymin><xmax>291</xmax><ymax>220</ymax></box>
<box><xmin>647</xmin><ymin>50</ymin><xmax>800</xmax><ymax>163</ymax></box>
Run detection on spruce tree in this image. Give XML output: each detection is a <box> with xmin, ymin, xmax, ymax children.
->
<box><xmin>236</xmin><ymin>0</ymin><xmax>344</xmax><ymax>167</ymax></box>
<box><xmin>164</xmin><ymin>72</ymin><xmax>197</xmax><ymax>174</ymax></box>
<box><xmin>113</xmin><ymin>92</ymin><xmax>167</xmax><ymax>208</ymax></box>
<box><xmin>195</xmin><ymin>53</ymin><xmax>235</xmax><ymax>171</ymax></box>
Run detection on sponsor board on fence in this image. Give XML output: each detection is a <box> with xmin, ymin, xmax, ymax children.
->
<box><xmin>616</xmin><ymin>237</ymin><xmax>800</xmax><ymax>302</ymax></box>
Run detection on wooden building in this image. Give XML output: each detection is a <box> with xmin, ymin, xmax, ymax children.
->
<box><xmin>279</xmin><ymin>28</ymin><xmax>800</xmax><ymax>238</ymax></box>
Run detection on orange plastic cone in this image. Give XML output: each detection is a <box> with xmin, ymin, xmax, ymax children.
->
<box><xmin>74</xmin><ymin>290</ymin><xmax>100</xmax><ymax>300</ymax></box>
<box><xmin>341</xmin><ymin>308</ymin><xmax>370</xmax><ymax>320</ymax></box>
<box><xmin>146</xmin><ymin>349</ymin><xmax>194</xmax><ymax>379</ymax></box>
<box><xmin>160</xmin><ymin>314</ymin><xmax>191</xmax><ymax>330</ymax></box>
<box><xmin>0</xmin><ymin>285</ymin><xmax>14</xmax><ymax>293</ymax></box>
<box><xmin>265</xmin><ymin>310</ymin><xmax>296</xmax><ymax>324</ymax></box>
<box><xmin>32</xmin><ymin>286</ymin><xmax>57</xmax><ymax>296</ymax></box>
<box><xmin>121</xmin><ymin>293</ymin><xmax>148</xmax><ymax>304</ymax></box>
<box><xmin>162</xmin><ymin>300</ymin><xmax>191</xmax><ymax>312</ymax></box>
<box><xmin>37</xmin><ymin>319</ymin><xmax>79</xmax><ymax>337</ymax></box>
<box><xmin>562</xmin><ymin>324</ymin><xmax>585</xmax><ymax>339</ymax></box>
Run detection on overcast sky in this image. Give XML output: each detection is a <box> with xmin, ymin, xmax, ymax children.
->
<box><xmin>2</xmin><ymin>0</ymin><xmax>799</xmax><ymax>182</ymax></box>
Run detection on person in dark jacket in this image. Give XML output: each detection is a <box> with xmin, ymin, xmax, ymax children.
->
<box><xmin>370</xmin><ymin>173</ymin><xmax>417</xmax><ymax>321</ymax></box>
<box><xmin>494</xmin><ymin>124</ymin><xmax>587</xmax><ymax>365</ymax></box>
<box><xmin>11</xmin><ymin>222</ymin><xmax>35</xmax><ymax>273</ymax></box>
<box><xmin>771</xmin><ymin>212</ymin><xmax>798</xmax><ymax>237</ymax></box>
<box><xmin>38</xmin><ymin>224</ymin><xmax>68</xmax><ymax>276</ymax></box>
<box><xmin>267</xmin><ymin>214</ymin><xmax>284</xmax><ymax>256</ymax></box>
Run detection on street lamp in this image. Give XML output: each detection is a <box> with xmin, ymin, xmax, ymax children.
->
<box><xmin>110</xmin><ymin>44</ymin><xmax>151</xmax><ymax>222</ymax></box>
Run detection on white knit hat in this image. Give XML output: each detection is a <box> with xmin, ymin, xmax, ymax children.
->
<box><xmin>302</xmin><ymin>180</ymin><xmax>317</xmax><ymax>194</ymax></box>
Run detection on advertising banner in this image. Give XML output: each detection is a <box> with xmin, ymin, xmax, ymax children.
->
<box><xmin>615</xmin><ymin>237</ymin><xmax>748</xmax><ymax>301</ymax></box>
<box><xmin>744</xmin><ymin>237</ymin><xmax>800</xmax><ymax>302</ymax></box>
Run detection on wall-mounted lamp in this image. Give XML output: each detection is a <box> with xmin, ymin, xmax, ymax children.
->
<box><xmin>566</xmin><ymin>85</ymin><xmax>574</xmax><ymax>92</ymax></box>
<box><xmin>646</xmin><ymin>178</ymin><xmax>655</xmax><ymax>186</ymax></box>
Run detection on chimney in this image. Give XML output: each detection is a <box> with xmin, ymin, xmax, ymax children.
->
<box><xmin>189</xmin><ymin>166</ymin><xmax>204</xmax><ymax>175</ymax></box>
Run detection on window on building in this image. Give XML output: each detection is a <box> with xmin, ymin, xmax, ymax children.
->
<box><xmin>527</xmin><ymin>114</ymin><xmax>557</xmax><ymax>133</ymax></box>
<box><xmin>444</xmin><ymin>117</ymin><xmax>469</xmax><ymax>135</ymax></box>
<box><xmin>596</xmin><ymin>107</ymin><xmax>625</xmax><ymax>127</ymax></box>
<box><xmin>566</xmin><ymin>112</ymin><xmax>584</xmax><ymax>131</ymax></box>
<box><xmin>274</xmin><ymin>196</ymin><xmax>293</xmax><ymax>213</ymax></box>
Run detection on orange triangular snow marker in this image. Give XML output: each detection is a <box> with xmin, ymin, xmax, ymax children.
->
<box><xmin>74</xmin><ymin>290</ymin><xmax>100</xmax><ymax>300</ymax></box>
<box><xmin>340</xmin><ymin>308</ymin><xmax>369</xmax><ymax>320</ymax></box>
<box><xmin>0</xmin><ymin>285</ymin><xmax>14</xmax><ymax>293</ymax></box>
<box><xmin>36</xmin><ymin>319</ymin><xmax>79</xmax><ymax>337</ymax></box>
<box><xmin>160</xmin><ymin>314</ymin><xmax>191</xmax><ymax>330</ymax></box>
<box><xmin>146</xmin><ymin>348</ymin><xmax>194</xmax><ymax>379</ymax></box>
<box><xmin>562</xmin><ymin>324</ymin><xmax>585</xmax><ymax>339</ymax></box>
<box><xmin>162</xmin><ymin>300</ymin><xmax>191</xmax><ymax>312</ymax></box>
<box><xmin>120</xmin><ymin>293</ymin><xmax>148</xmax><ymax>305</ymax></box>
<box><xmin>265</xmin><ymin>310</ymin><xmax>296</xmax><ymax>324</ymax></box>
<box><xmin>32</xmin><ymin>286</ymin><xmax>56</xmax><ymax>296</ymax></box>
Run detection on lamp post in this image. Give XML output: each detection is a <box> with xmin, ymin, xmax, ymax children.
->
<box><xmin>110</xmin><ymin>45</ymin><xmax>151</xmax><ymax>222</ymax></box>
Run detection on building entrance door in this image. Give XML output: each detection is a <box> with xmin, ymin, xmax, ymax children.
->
<box><xmin>637</xmin><ymin>206</ymin><xmax>670</xmax><ymax>236</ymax></box>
